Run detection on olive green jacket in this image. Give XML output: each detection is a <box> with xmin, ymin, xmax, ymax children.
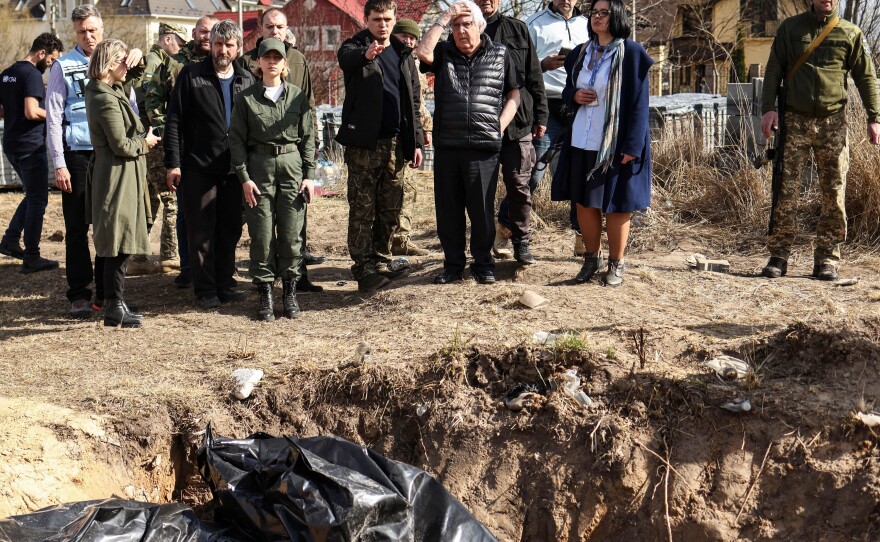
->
<box><xmin>145</xmin><ymin>41</ymin><xmax>208</xmax><ymax>135</ymax></box>
<box><xmin>762</xmin><ymin>9</ymin><xmax>880</xmax><ymax>122</ymax></box>
<box><xmin>134</xmin><ymin>44</ymin><xmax>168</xmax><ymax>128</ymax></box>
<box><xmin>84</xmin><ymin>79</ymin><xmax>152</xmax><ymax>258</ymax></box>
<box><xmin>229</xmin><ymin>81</ymin><xmax>317</xmax><ymax>185</ymax></box>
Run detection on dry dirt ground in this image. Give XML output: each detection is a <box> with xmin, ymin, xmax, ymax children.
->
<box><xmin>0</xmin><ymin>172</ymin><xmax>879</xmax><ymax>541</ymax></box>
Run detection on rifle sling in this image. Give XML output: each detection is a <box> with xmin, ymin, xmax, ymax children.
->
<box><xmin>785</xmin><ymin>15</ymin><xmax>840</xmax><ymax>83</ymax></box>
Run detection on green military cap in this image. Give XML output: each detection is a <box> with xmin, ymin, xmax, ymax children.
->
<box><xmin>393</xmin><ymin>18</ymin><xmax>420</xmax><ymax>39</ymax></box>
<box><xmin>258</xmin><ymin>37</ymin><xmax>286</xmax><ymax>57</ymax></box>
<box><xmin>159</xmin><ymin>22</ymin><xmax>188</xmax><ymax>43</ymax></box>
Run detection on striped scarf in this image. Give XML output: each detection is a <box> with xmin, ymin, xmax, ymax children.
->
<box><xmin>578</xmin><ymin>38</ymin><xmax>625</xmax><ymax>178</ymax></box>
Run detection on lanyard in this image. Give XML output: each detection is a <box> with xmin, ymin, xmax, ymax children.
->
<box><xmin>587</xmin><ymin>42</ymin><xmax>612</xmax><ymax>87</ymax></box>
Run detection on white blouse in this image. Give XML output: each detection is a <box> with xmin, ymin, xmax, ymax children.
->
<box><xmin>571</xmin><ymin>43</ymin><xmax>613</xmax><ymax>151</ymax></box>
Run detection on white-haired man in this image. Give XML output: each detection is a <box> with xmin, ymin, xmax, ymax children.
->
<box><xmin>416</xmin><ymin>0</ymin><xmax>521</xmax><ymax>285</ymax></box>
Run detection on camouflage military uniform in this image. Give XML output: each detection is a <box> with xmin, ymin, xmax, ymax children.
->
<box><xmin>346</xmin><ymin>138</ymin><xmax>405</xmax><ymax>279</ymax></box>
<box><xmin>769</xmin><ymin>110</ymin><xmax>848</xmax><ymax>264</ymax></box>
<box><xmin>762</xmin><ymin>9</ymin><xmax>880</xmax><ymax>270</ymax></box>
<box><xmin>391</xmin><ymin>70</ymin><xmax>433</xmax><ymax>253</ymax></box>
<box><xmin>139</xmin><ymin>44</ymin><xmax>177</xmax><ymax>261</ymax></box>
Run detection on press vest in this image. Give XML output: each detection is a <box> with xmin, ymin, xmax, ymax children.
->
<box><xmin>434</xmin><ymin>41</ymin><xmax>507</xmax><ymax>151</ymax></box>
<box><xmin>57</xmin><ymin>47</ymin><xmax>92</xmax><ymax>150</ymax></box>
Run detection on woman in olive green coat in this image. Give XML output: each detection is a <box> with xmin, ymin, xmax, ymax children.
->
<box><xmin>85</xmin><ymin>39</ymin><xmax>160</xmax><ymax>328</ymax></box>
<box><xmin>229</xmin><ymin>38</ymin><xmax>316</xmax><ymax>322</ymax></box>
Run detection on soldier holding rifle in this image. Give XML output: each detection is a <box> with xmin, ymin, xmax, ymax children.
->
<box><xmin>760</xmin><ymin>0</ymin><xmax>880</xmax><ymax>281</ymax></box>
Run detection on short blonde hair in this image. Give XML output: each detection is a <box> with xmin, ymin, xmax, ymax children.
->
<box><xmin>87</xmin><ymin>39</ymin><xmax>127</xmax><ymax>81</ymax></box>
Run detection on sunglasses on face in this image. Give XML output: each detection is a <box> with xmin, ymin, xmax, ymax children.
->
<box><xmin>588</xmin><ymin>9</ymin><xmax>611</xmax><ymax>19</ymax></box>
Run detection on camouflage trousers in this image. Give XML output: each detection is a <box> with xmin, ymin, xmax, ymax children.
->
<box><xmin>390</xmin><ymin>167</ymin><xmax>416</xmax><ymax>251</ymax></box>
<box><xmin>769</xmin><ymin>110</ymin><xmax>848</xmax><ymax>265</ymax></box>
<box><xmin>345</xmin><ymin>137</ymin><xmax>405</xmax><ymax>279</ymax></box>
<box><xmin>145</xmin><ymin>145</ymin><xmax>178</xmax><ymax>260</ymax></box>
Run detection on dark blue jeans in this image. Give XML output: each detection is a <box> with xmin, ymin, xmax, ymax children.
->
<box><xmin>2</xmin><ymin>150</ymin><xmax>49</xmax><ymax>260</ymax></box>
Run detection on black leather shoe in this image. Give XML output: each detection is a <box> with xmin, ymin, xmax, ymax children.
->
<box><xmin>0</xmin><ymin>239</ymin><xmax>24</xmax><ymax>259</ymax></box>
<box><xmin>282</xmin><ymin>278</ymin><xmax>300</xmax><ymax>318</ymax></box>
<box><xmin>433</xmin><ymin>270</ymin><xmax>464</xmax><ymax>284</ymax></box>
<box><xmin>217</xmin><ymin>288</ymin><xmax>245</xmax><ymax>303</ymax></box>
<box><xmin>104</xmin><ymin>298</ymin><xmax>142</xmax><ymax>328</ymax></box>
<box><xmin>303</xmin><ymin>252</ymin><xmax>326</xmax><ymax>265</ymax></box>
<box><xmin>174</xmin><ymin>271</ymin><xmax>192</xmax><ymax>288</ymax></box>
<box><xmin>93</xmin><ymin>298</ymin><xmax>140</xmax><ymax>316</ymax></box>
<box><xmin>257</xmin><ymin>283</ymin><xmax>275</xmax><ymax>321</ymax></box>
<box><xmin>812</xmin><ymin>263</ymin><xmax>838</xmax><ymax>281</ymax></box>
<box><xmin>576</xmin><ymin>252</ymin><xmax>605</xmax><ymax>283</ymax></box>
<box><xmin>21</xmin><ymin>256</ymin><xmax>59</xmax><ymax>274</ymax></box>
<box><xmin>472</xmin><ymin>270</ymin><xmax>496</xmax><ymax>284</ymax></box>
<box><xmin>197</xmin><ymin>295</ymin><xmax>221</xmax><ymax>310</ymax></box>
<box><xmin>761</xmin><ymin>257</ymin><xmax>788</xmax><ymax>278</ymax></box>
<box><xmin>296</xmin><ymin>277</ymin><xmax>323</xmax><ymax>293</ymax></box>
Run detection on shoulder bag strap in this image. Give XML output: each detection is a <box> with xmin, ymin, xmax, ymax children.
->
<box><xmin>786</xmin><ymin>15</ymin><xmax>839</xmax><ymax>83</ymax></box>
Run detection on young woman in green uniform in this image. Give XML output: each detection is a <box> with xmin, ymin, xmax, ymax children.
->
<box><xmin>229</xmin><ymin>38</ymin><xmax>316</xmax><ymax>321</ymax></box>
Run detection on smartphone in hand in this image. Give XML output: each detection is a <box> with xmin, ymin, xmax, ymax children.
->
<box><xmin>558</xmin><ymin>47</ymin><xmax>572</xmax><ymax>57</ymax></box>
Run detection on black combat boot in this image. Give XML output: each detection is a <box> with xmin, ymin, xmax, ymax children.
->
<box><xmin>104</xmin><ymin>298</ymin><xmax>142</xmax><ymax>328</ymax></box>
<box><xmin>281</xmin><ymin>278</ymin><xmax>300</xmax><ymax>319</ymax></box>
<box><xmin>576</xmin><ymin>252</ymin><xmax>605</xmax><ymax>283</ymax></box>
<box><xmin>257</xmin><ymin>283</ymin><xmax>274</xmax><ymax>322</ymax></box>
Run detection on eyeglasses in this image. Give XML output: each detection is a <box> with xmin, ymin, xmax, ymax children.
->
<box><xmin>589</xmin><ymin>9</ymin><xmax>611</xmax><ymax>19</ymax></box>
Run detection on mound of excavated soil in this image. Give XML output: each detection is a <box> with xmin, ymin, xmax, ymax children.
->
<box><xmin>1</xmin><ymin>180</ymin><xmax>880</xmax><ymax>540</ymax></box>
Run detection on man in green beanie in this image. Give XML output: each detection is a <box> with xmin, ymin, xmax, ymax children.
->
<box><xmin>391</xmin><ymin>18</ymin><xmax>432</xmax><ymax>257</ymax></box>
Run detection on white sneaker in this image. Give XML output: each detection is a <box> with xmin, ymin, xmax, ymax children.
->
<box><xmin>493</xmin><ymin>224</ymin><xmax>513</xmax><ymax>259</ymax></box>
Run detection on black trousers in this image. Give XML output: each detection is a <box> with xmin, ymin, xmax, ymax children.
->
<box><xmin>61</xmin><ymin>150</ymin><xmax>104</xmax><ymax>302</ymax></box>
<box><xmin>103</xmin><ymin>253</ymin><xmax>129</xmax><ymax>300</ymax></box>
<box><xmin>434</xmin><ymin>148</ymin><xmax>499</xmax><ymax>274</ymax></box>
<box><xmin>179</xmin><ymin>169</ymin><xmax>243</xmax><ymax>298</ymax></box>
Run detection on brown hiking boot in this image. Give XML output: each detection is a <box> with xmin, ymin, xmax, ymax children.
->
<box><xmin>391</xmin><ymin>238</ymin><xmax>430</xmax><ymax>256</ymax></box>
<box><xmin>358</xmin><ymin>273</ymin><xmax>391</xmax><ymax>293</ymax></box>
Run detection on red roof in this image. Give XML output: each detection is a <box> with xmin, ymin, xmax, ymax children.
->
<box><xmin>326</xmin><ymin>0</ymin><xmax>434</xmax><ymax>24</ymax></box>
<box><xmin>213</xmin><ymin>10</ymin><xmax>261</xmax><ymax>36</ymax></box>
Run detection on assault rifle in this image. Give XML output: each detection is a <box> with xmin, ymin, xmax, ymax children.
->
<box><xmin>753</xmin><ymin>86</ymin><xmax>786</xmax><ymax>235</ymax></box>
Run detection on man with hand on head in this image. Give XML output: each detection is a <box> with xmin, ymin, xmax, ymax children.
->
<box><xmin>336</xmin><ymin>0</ymin><xmax>425</xmax><ymax>293</ymax></box>
<box><xmin>415</xmin><ymin>0</ymin><xmax>522</xmax><ymax>285</ymax></box>
<box><xmin>478</xmin><ymin>0</ymin><xmax>548</xmax><ymax>266</ymax></box>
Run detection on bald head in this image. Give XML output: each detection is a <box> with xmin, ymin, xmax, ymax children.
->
<box><xmin>193</xmin><ymin>16</ymin><xmax>218</xmax><ymax>53</ymax></box>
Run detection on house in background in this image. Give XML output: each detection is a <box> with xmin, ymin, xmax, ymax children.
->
<box><xmin>217</xmin><ymin>0</ymin><xmax>434</xmax><ymax>104</ymax></box>
<box><xmin>4</xmin><ymin>0</ymin><xmax>246</xmax><ymax>58</ymax></box>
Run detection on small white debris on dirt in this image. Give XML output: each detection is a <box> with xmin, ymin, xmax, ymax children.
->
<box><xmin>231</xmin><ymin>368</ymin><xmax>264</xmax><ymax>400</ymax></box>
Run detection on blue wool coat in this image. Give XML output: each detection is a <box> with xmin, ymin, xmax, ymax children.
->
<box><xmin>551</xmin><ymin>38</ymin><xmax>654</xmax><ymax>213</ymax></box>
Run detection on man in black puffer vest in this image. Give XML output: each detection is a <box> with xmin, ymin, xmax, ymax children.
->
<box><xmin>417</xmin><ymin>0</ymin><xmax>521</xmax><ymax>285</ymax></box>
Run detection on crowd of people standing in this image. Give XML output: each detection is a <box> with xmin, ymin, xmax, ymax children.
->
<box><xmin>0</xmin><ymin>0</ymin><xmax>877</xmax><ymax>327</ymax></box>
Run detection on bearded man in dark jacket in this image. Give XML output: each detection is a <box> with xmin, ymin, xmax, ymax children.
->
<box><xmin>416</xmin><ymin>0</ymin><xmax>521</xmax><ymax>285</ymax></box>
<box><xmin>336</xmin><ymin>0</ymin><xmax>424</xmax><ymax>293</ymax></box>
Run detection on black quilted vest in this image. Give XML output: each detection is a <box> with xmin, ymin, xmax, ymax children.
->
<box><xmin>433</xmin><ymin>37</ymin><xmax>507</xmax><ymax>151</ymax></box>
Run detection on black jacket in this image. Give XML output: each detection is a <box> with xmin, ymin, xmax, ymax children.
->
<box><xmin>335</xmin><ymin>30</ymin><xmax>424</xmax><ymax>158</ymax></box>
<box><xmin>164</xmin><ymin>57</ymin><xmax>255</xmax><ymax>174</ymax></box>
<box><xmin>485</xmin><ymin>11</ymin><xmax>548</xmax><ymax>140</ymax></box>
<box><xmin>432</xmin><ymin>37</ymin><xmax>509</xmax><ymax>151</ymax></box>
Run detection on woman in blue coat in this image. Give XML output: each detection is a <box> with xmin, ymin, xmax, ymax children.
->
<box><xmin>551</xmin><ymin>0</ymin><xmax>653</xmax><ymax>287</ymax></box>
